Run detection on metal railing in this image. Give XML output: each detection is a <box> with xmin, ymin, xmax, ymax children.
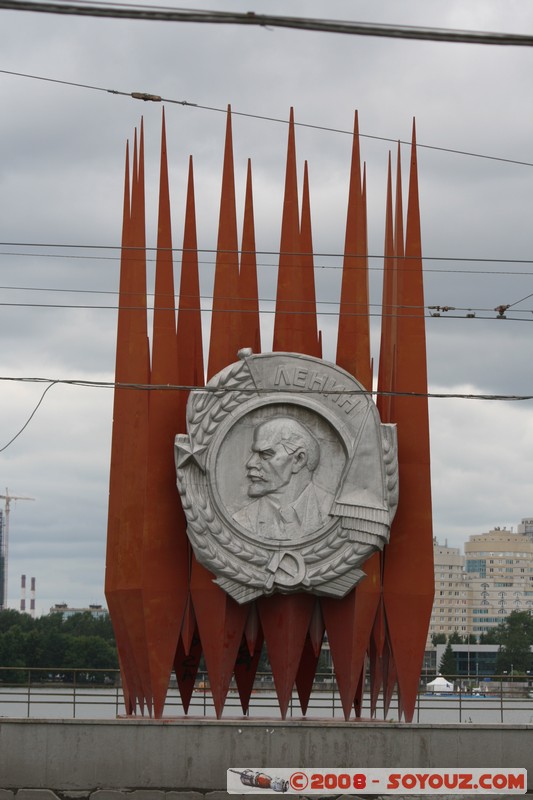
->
<box><xmin>0</xmin><ymin>667</ymin><xmax>532</xmax><ymax>722</ymax></box>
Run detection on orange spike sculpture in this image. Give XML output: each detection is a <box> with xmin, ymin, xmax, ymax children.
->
<box><xmin>106</xmin><ymin>108</ymin><xmax>433</xmax><ymax>721</ymax></box>
<box><xmin>382</xmin><ymin>123</ymin><xmax>434</xmax><ymax>721</ymax></box>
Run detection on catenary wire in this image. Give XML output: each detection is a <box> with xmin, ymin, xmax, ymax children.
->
<box><xmin>2</xmin><ymin>2</ymin><xmax>533</xmax><ymax>49</ymax></box>
<box><xmin>1</xmin><ymin>69</ymin><xmax>532</xmax><ymax>169</ymax></box>
<box><xmin>2</xmin><ymin>242</ymin><xmax>533</xmax><ymax>268</ymax></box>
<box><xmin>2</xmin><ymin>374</ymin><xmax>532</xmax><ymax>453</ymax></box>
<box><xmin>0</xmin><ymin>380</ymin><xmax>58</xmax><ymax>453</ymax></box>
<box><xmin>1</xmin><ymin>375</ymin><xmax>532</xmax><ymax>400</ymax></box>
<box><xmin>1</xmin><ymin>284</ymin><xmax>532</xmax><ymax>316</ymax></box>
<box><xmin>1</xmin><ymin>300</ymin><xmax>532</xmax><ymax>321</ymax></box>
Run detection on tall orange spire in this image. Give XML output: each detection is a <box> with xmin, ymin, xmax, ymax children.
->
<box><xmin>141</xmin><ymin>111</ymin><xmax>190</xmax><ymax>718</ymax></box>
<box><xmin>105</xmin><ymin>124</ymin><xmax>152</xmax><ymax>714</ymax></box>
<box><xmin>382</xmin><ymin>121</ymin><xmax>434</xmax><ymax>722</ymax></box>
<box><xmin>208</xmin><ymin>106</ymin><xmax>241</xmax><ymax>378</ymax></box>
<box><xmin>336</xmin><ymin>111</ymin><xmax>371</xmax><ymax>389</ymax></box>
<box><xmin>265</xmin><ymin>108</ymin><xmax>318</xmax><ymax>717</ymax></box>
<box><xmin>191</xmin><ymin>109</ymin><xmax>249</xmax><ymax>718</ymax></box>
<box><xmin>239</xmin><ymin>159</ymin><xmax>261</xmax><ymax>353</ymax></box>
<box><xmin>177</xmin><ymin>156</ymin><xmax>204</xmax><ymax>405</ymax></box>
<box><xmin>377</xmin><ymin>152</ymin><xmax>395</xmax><ymax>423</ymax></box>
<box><xmin>273</xmin><ymin>108</ymin><xmax>302</xmax><ymax>352</ymax></box>
<box><xmin>173</xmin><ymin>153</ymin><xmax>205</xmax><ymax>711</ymax></box>
<box><xmin>300</xmin><ymin>160</ymin><xmax>321</xmax><ymax>356</ymax></box>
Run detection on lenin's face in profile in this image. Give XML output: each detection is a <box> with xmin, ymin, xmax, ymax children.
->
<box><xmin>245</xmin><ymin>418</ymin><xmax>318</xmax><ymax>499</ymax></box>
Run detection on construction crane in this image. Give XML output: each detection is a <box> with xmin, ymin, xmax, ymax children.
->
<box><xmin>0</xmin><ymin>488</ymin><xmax>35</xmax><ymax>611</ymax></box>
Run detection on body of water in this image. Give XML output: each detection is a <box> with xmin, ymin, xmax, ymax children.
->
<box><xmin>1</xmin><ymin>686</ymin><xmax>533</xmax><ymax>724</ymax></box>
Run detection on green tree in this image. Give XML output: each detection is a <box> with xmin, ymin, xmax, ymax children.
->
<box><xmin>439</xmin><ymin>641</ymin><xmax>456</xmax><ymax>680</ymax></box>
<box><xmin>480</xmin><ymin>628</ymin><xmax>501</xmax><ymax>644</ymax></box>
<box><xmin>0</xmin><ymin>609</ymin><xmax>33</xmax><ymax>634</ymax></box>
<box><xmin>494</xmin><ymin>611</ymin><xmax>533</xmax><ymax>674</ymax></box>
<box><xmin>0</xmin><ymin>609</ymin><xmax>118</xmax><ymax>678</ymax></box>
<box><xmin>0</xmin><ymin>626</ymin><xmax>27</xmax><ymax>682</ymax></box>
<box><xmin>448</xmin><ymin>630</ymin><xmax>463</xmax><ymax>644</ymax></box>
<box><xmin>431</xmin><ymin>633</ymin><xmax>447</xmax><ymax>646</ymax></box>
<box><xmin>65</xmin><ymin>636</ymin><xmax>118</xmax><ymax>670</ymax></box>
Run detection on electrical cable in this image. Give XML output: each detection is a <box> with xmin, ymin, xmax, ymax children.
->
<box><xmin>1</xmin><ymin>299</ymin><xmax>532</xmax><ymax>321</ymax></box>
<box><xmin>2</xmin><ymin>242</ymin><xmax>533</xmax><ymax>268</ymax></box>
<box><xmin>1</xmin><ymin>283</ymin><xmax>532</xmax><ymax>316</ymax></box>
<box><xmin>2</xmin><ymin>2</ymin><xmax>533</xmax><ymax>49</ymax></box>
<box><xmin>1</xmin><ymin>375</ymin><xmax>532</xmax><ymax>400</ymax></box>
<box><xmin>0</xmin><ymin>380</ymin><xmax>58</xmax><ymax>452</ymax></box>
<box><xmin>1</xmin><ymin>372</ymin><xmax>531</xmax><ymax>453</ymax></box>
<box><xmin>1</xmin><ymin>69</ymin><xmax>532</xmax><ymax>168</ymax></box>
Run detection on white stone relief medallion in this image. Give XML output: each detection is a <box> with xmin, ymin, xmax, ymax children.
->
<box><xmin>175</xmin><ymin>351</ymin><xmax>398</xmax><ymax>604</ymax></box>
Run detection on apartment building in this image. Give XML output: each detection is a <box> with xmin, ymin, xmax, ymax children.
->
<box><xmin>465</xmin><ymin>527</ymin><xmax>533</xmax><ymax>636</ymax></box>
<box><xmin>428</xmin><ymin>538</ymin><xmax>471</xmax><ymax>645</ymax></box>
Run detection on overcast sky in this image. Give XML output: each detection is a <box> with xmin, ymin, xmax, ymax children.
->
<box><xmin>1</xmin><ymin>1</ymin><xmax>532</xmax><ymax>615</ymax></box>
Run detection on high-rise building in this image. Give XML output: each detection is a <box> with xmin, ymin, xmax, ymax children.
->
<box><xmin>465</xmin><ymin>527</ymin><xmax>533</xmax><ymax>636</ymax></box>
<box><xmin>518</xmin><ymin>517</ymin><xmax>533</xmax><ymax>543</ymax></box>
<box><xmin>428</xmin><ymin>538</ymin><xmax>471</xmax><ymax>645</ymax></box>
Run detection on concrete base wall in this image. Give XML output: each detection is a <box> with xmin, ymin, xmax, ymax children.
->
<box><xmin>0</xmin><ymin>719</ymin><xmax>531</xmax><ymax>792</ymax></box>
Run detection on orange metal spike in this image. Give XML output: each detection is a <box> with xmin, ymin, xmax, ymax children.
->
<box><xmin>377</xmin><ymin>153</ymin><xmax>395</xmax><ymax>423</ymax></box>
<box><xmin>369</xmin><ymin>628</ymin><xmax>384</xmax><ymax>717</ymax></box>
<box><xmin>174</xmin><ymin>626</ymin><xmax>202</xmax><ymax>714</ymax></box>
<box><xmin>239</xmin><ymin>159</ymin><xmax>261</xmax><ymax>353</ymax></box>
<box><xmin>321</xmin><ymin>551</ymin><xmax>381</xmax><ymax>721</ymax></box>
<box><xmin>208</xmin><ymin>106</ymin><xmax>241</xmax><ymax>379</ymax></box>
<box><xmin>382</xmin><ymin>120</ymin><xmax>434</xmax><ymax>722</ymax></box>
<box><xmin>190</xmin><ymin>560</ymin><xmax>248</xmax><ymax>718</ymax></box>
<box><xmin>174</xmin><ymin>155</ymin><xmax>206</xmax><ymax>712</ymax></box>
<box><xmin>142</xmin><ymin>111</ymin><xmax>190</xmax><ymax>718</ymax></box>
<box><xmin>273</xmin><ymin>108</ymin><xmax>304</xmax><ymax>352</ymax></box>
<box><xmin>266</xmin><ymin>110</ymin><xmax>321</xmax><ymax>719</ymax></box>
<box><xmin>180</xmin><ymin>591</ymin><xmax>197</xmax><ymax>657</ymax></box>
<box><xmin>308</xmin><ymin>598</ymin><xmax>325</xmax><ymax>657</ymax></box>
<box><xmin>105</xmin><ymin>142</ymin><xmax>139</xmax><ymax>712</ymax></box>
<box><xmin>105</xmin><ymin>127</ymin><xmax>152</xmax><ymax>715</ymax></box>
<box><xmin>244</xmin><ymin>601</ymin><xmax>261</xmax><ymax>656</ymax></box>
<box><xmin>189</xmin><ymin>111</ymin><xmax>253</xmax><ymax>718</ymax></box>
<box><xmin>394</xmin><ymin>141</ymin><xmax>405</xmax><ymax>260</ymax></box>
<box><xmin>177</xmin><ymin>156</ymin><xmax>204</xmax><ymax>397</ymax></box>
<box><xmin>353</xmin><ymin>659</ymin><xmax>366</xmax><ymax>719</ymax></box>
<box><xmin>295</xmin><ymin>634</ymin><xmax>322</xmax><ymax>716</ymax></box>
<box><xmin>234</xmin><ymin>627</ymin><xmax>264</xmax><ymax>715</ymax></box>
<box><xmin>295</xmin><ymin>600</ymin><xmax>324</xmax><ymax>715</ymax></box>
<box><xmin>336</xmin><ymin>111</ymin><xmax>371</xmax><ymax>389</ymax></box>
<box><xmin>299</xmin><ymin>161</ymin><xmax>321</xmax><ymax>357</ymax></box>
<box><xmin>258</xmin><ymin>593</ymin><xmax>315</xmax><ymax>719</ymax></box>
<box><xmin>382</xmin><ymin>629</ymin><xmax>398</xmax><ymax>717</ymax></box>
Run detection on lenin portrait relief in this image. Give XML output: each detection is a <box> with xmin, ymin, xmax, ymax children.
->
<box><xmin>232</xmin><ymin>417</ymin><xmax>334</xmax><ymax>539</ymax></box>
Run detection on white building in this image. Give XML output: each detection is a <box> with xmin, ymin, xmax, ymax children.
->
<box><xmin>465</xmin><ymin>527</ymin><xmax>533</xmax><ymax>637</ymax></box>
<box><xmin>428</xmin><ymin>538</ymin><xmax>471</xmax><ymax>645</ymax></box>
<box><xmin>49</xmin><ymin>603</ymin><xmax>108</xmax><ymax>620</ymax></box>
<box><xmin>518</xmin><ymin>518</ymin><xmax>533</xmax><ymax>543</ymax></box>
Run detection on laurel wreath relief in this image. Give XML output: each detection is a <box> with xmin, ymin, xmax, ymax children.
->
<box><xmin>176</xmin><ymin>355</ymin><xmax>393</xmax><ymax>600</ymax></box>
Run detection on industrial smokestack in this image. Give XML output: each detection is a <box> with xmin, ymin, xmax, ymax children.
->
<box><xmin>30</xmin><ymin>577</ymin><xmax>36</xmax><ymax>618</ymax></box>
<box><xmin>20</xmin><ymin>574</ymin><xmax>26</xmax><ymax>612</ymax></box>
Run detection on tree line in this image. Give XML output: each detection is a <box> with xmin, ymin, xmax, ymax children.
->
<box><xmin>436</xmin><ymin>611</ymin><xmax>533</xmax><ymax>678</ymax></box>
<box><xmin>0</xmin><ymin>609</ymin><xmax>118</xmax><ymax>683</ymax></box>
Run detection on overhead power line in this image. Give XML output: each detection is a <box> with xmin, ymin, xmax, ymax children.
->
<box><xmin>1</xmin><ymin>69</ymin><xmax>532</xmax><ymax>168</ymax></box>
<box><xmin>2</xmin><ymin>242</ymin><xmax>533</xmax><ymax>267</ymax></box>
<box><xmin>1</xmin><ymin>299</ymin><xmax>532</xmax><ymax>322</ymax></box>
<box><xmin>1</xmin><ymin>375</ymin><xmax>532</xmax><ymax>401</ymax></box>
<box><xmin>2</xmin><ymin>2</ymin><xmax>533</xmax><ymax>48</ymax></box>
<box><xmin>1</xmin><ymin>283</ymin><xmax>532</xmax><ymax>316</ymax></box>
<box><xmin>2</xmin><ymin>374</ymin><xmax>532</xmax><ymax>452</ymax></box>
